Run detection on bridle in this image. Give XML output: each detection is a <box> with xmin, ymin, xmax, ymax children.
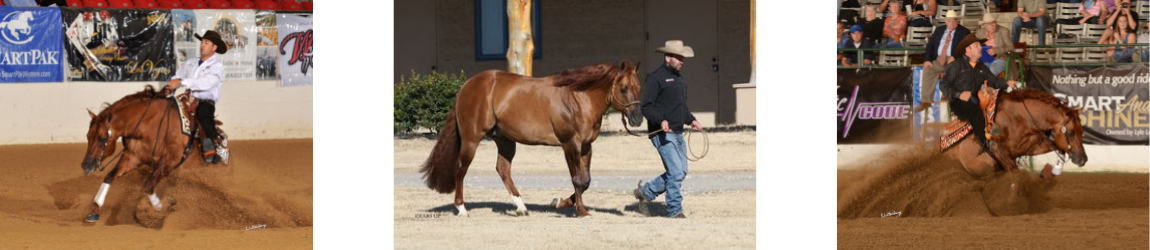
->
<box><xmin>609</xmin><ymin>78</ymin><xmax>644</xmax><ymax>137</ymax></box>
<box><xmin>1021</xmin><ymin>100</ymin><xmax>1076</xmax><ymax>164</ymax></box>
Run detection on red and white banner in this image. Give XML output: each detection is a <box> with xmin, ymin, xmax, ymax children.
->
<box><xmin>276</xmin><ymin>13</ymin><xmax>311</xmax><ymax>87</ymax></box>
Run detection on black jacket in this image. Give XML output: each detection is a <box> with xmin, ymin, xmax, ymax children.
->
<box><xmin>924</xmin><ymin>25</ymin><xmax>971</xmax><ymax>63</ymax></box>
<box><xmin>940</xmin><ymin>55</ymin><xmax>1010</xmax><ymax>103</ymax></box>
<box><xmin>641</xmin><ymin>64</ymin><xmax>697</xmax><ymax>134</ymax></box>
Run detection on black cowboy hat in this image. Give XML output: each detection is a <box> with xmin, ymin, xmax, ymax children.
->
<box><xmin>195</xmin><ymin>30</ymin><xmax>228</xmax><ymax>54</ymax></box>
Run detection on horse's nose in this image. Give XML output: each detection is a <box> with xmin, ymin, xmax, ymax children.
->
<box><xmin>81</xmin><ymin>159</ymin><xmax>97</xmax><ymax>174</ymax></box>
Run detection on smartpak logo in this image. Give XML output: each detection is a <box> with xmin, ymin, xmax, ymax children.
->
<box><xmin>0</xmin><ymin>11</ymin><xmax>34</xmax><ymax>45</ymax></box>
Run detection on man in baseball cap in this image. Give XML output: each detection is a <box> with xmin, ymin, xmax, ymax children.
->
<box><xmin>166</xmin><ymin>30</ymin><xmax>228</xmax><ymax>164</ymax></box>
<box><xmin>633</xmin><ymin>40</ymin><xmax>703</xmax><ymax>219</ymax></box>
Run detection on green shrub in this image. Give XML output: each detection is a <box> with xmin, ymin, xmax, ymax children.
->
<box><xmin>395</xmin><ymin>70</ymin><xmax>468</xmax><ymax>134</ymax></box>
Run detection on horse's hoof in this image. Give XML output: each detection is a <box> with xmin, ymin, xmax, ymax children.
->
<box><xmin>84</xmin><ymin>213</ymin><xmax>99</xmax><ymax>223</ymax></box>
<box><xmin>550</xmin><ymin>198</ymin><xmax>560</xmax><ymax>209</ymax></box>
<box><xmin>515</xmin><ymin>210</ymin><xmax>528</xmax><ymax>216</ymax></box>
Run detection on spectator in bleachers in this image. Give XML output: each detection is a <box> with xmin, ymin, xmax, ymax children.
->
<box><xmin>908</xmin><ymin>0</ymin><xmax>938</xmax><ymax>27</ymax></box>
<box><xmin>977</xmin><ymin>14</ymin><xmax>1014</xmax><ymax>76</ymax></box>
<box><xmin>1099</xmin><ymin>0</ymin><xmax>1139</xmax><ymax>42</ymax></box>
<box><xmin>1102</xmin><ymin>14</ymin><xmax>1138</xmax><ymax>62</ymax></box>
<box><xmin>862</xmin><ymin>5</ymin><xmax>886</xmax><ymax>45</ymax></box>
<box><xmin>880</xmin><ymin>0</ymin><xmax>907</xmax><ymax>48</ymax></box>
<box><xmin>838</xmin><ymin>21</ymin><xmax>850</xmax><ymax>64</ymax></box>
<box><xmin>842</xmin><ymin>24</ymin><xmax>877</xmax><ymax>67</ymax></box>
<box><xmin>1012</xmin><ymin>0</ymin><xmax>1050</xmax><ymax>45</ymax></box>
<box><xmin>1075</xmin><ymin>0</ymin><xmax>1109</xmax><ymax>25</ymax></box>
<box><xmin>915</xmin><ymin>10</ymin><xmax>969</xmax><ymax>112</ymax></box>
<box><xmin>1140</xmin><ymin>20</ymin><xmax>1149</xmax><ymax>62</ymax></box>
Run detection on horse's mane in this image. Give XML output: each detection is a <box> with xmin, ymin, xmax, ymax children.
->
<box><xmin>1001</xmin><ymin>88</ymin><xmax>1082</xmax><ymax>125</ymax></box>
<box><xmin>94</xmin><ymin>85</ymin><xmax>163</xmax><ymax>119</ymax></box>
<box><xmin>551</xmin><ymin>63</ymin><xmax>621</xmax><ymax>91</ymax></box>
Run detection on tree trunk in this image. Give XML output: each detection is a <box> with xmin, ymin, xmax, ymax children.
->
<box><xmin>506</xmin><ymin>0</ymin><xmax>534</xmax><ymax>76</ymax></box>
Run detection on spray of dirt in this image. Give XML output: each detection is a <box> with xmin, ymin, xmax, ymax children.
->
<box><xmin>22</xmin><ymin>140</ymin><xmax>313</xmax><ymax>230</ymax></box>
<box><xmin>838</xmin><ymin>145</ymin><xmax>1056</xmax><ymax>219</ymax></box>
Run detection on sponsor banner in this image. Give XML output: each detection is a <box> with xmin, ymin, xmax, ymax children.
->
<box><xmin>171</xmin><ymin>9</ymin><xmax>197</xmax><ymax>67</ymax></box>
<box><xmin>277</xmin><ymin>13</ymin><xmax>311</xmax><ymax>87</ymax></box>
<box><xmin>195</xmin><ymin>9</ymin><xmax>257</xmax><ymax>80</ymax></box>
<box><xmin>1027</xmin><ymin>65</ymin><xmax>1150</xmax><ymax>145</ymax></box>
<box><xmin>837</xmin><ymin>68</ymin><xmax>914</xmax><ymax>144</ymax></box>
<box><xmin>0</xmin><ymin>7</ymin><xmax>64</xmax><ymax>83</ymax></box>
<box><xmin>62</xmin><ymin>8</ymin><xmax>175</xmax><ymax>81</ymax></box>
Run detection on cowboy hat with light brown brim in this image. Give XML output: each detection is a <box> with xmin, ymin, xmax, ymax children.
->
<box><xmin>656</xmin><ymin>40</ymin><xmax>694</xmax><ymax>58</ymax></box>
<box><xmin>195</xmin><ymin>30</ymin><xmax>229</xmax><ymax>54</ymax></box>
<box><xmin>944</xmin><ymin>10</ymin><xmax>960</xmax><ymax>19</ymax></box>
<box><xmin>977</xmin><ymin>13</ymin><xmax>997</xmax><ymax>25</ymax></box>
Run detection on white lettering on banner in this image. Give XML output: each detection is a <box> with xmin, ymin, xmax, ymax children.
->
<box><xmin>838</xmin><ymin>86</ymin><xmax>911</xmax><ymax>138</ymax></box>
<box><xmin>1051</xmin><ymin>73</ymin><xmax>1150</xmax><ymax>87</ymax></box>
<box><xmin>0</xmin><ymin>50</ymin><xmax>60</xmax><ymax>65</ymax></box>
<box><xmin>1055</xmin><ymin>93</ymin><xmax>1129</xmax><ymax>111</ymax></box>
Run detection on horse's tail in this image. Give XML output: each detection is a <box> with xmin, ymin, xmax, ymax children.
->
<box><xmin>420</xmin><ymin>107</ymin><xmax>462</xmax><ymax>193</ymax></box>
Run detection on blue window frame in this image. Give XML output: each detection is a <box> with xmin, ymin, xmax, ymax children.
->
<box><xmin>475</xmin><ymin>0</ymin><xmax>542</xmax><ymax>61</ymax></box>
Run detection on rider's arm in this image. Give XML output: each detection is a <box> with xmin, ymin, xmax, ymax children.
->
<box><xmin>983</xmin><ymin>68</ymin><xmax>1011</xmax><ymax>90</ymax></box>
<box><xmin>180</xmin><ymin>62</ymin><xmax>224</xmax><ymax>91</ymax></box>
<box><xmin>939</xmin><ymin>65</ymin><xmax>959</xmax><ymax>101</ymax></box>
<box><xmin>170</xmin><ymin>59</ymin><xmax>190</xmax><ymax>81</ymax></box>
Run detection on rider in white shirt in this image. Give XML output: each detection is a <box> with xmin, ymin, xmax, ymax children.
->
<box><xmin>166</xmin><ymin>30</ymin><xmax>227</xmax><ymax>164</ymax></box>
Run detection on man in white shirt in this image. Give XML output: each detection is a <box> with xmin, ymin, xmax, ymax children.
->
<box><xmin>166</xmin><ymin>30</ymin><xmax>227</xmax><ymax>164</ymax></box>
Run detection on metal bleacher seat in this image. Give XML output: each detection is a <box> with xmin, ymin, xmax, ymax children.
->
<box><xmin>1083</xmin><ymin>46</ymin><xmax>1109</xmax><ymax>63</ymax></box>
<box><xmin>1080</xmin><ymin>24</ymin><xmax>1108</xmax><ymax>44</ymax></box>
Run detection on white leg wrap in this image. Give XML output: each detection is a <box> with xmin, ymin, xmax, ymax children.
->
<box><xmin>1053</xmin><ymin>158</ymin><xmax>1065</xmax><ymax>176</ymax></box>
<box><xmin>456</xmin><ymin>204</ymin><xmax>468</xmax><ymax>216</ymax></box>
<box><xmin>511</xmin><ymin>196</ymin><xmax>526</xmax><ymax>211</ymax></box>
<box><xmin>94</xmin><ymin>183</ymin><xmax>111</xmax><ymax>207</ymax></box>
<box><xmin>149</xmin><ymin>193</ymin><xmax>162</xmax><ymax>209</ymax></box>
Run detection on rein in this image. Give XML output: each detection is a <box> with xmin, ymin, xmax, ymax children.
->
<box><xmin>1021</xmin><ymin>100</ymin><xmax>1071</xmax><ymax>154</ymax></box>
<box><xmin>96</xmin><ymin>96</ymin><xmax>157</xmax><ymax>172</ymax></box>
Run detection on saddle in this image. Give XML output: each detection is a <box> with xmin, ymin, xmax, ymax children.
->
<box><xmin>940</xmin><ymin>82</ymin><xmax>1000</xmax><ymax>151</ymax></box>
<box><xmin>173</xmin><ymin>90</ymin><xmax>230</xmax><ymax>163</ymax></box>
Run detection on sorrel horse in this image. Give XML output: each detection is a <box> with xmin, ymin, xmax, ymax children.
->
<box><xmin>943</xmin><ymin>88</ymin><xmax>1088</xmax><ymax>177</ymax></box>
<box><xmin>80</xmin><ymin>85</ymin><xmax>223</xmax><ymax>223</ymax></box>
<box><xmin>421</xmin><ymin>61</ymin><xmax>644</xmax><ymax>217</ymax></box>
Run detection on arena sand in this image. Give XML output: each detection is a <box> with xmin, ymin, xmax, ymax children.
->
<box><xmin>0</xmin><ymin>139</ymin><xmax>313</xmax><ymax>249</ymax></box>
<box><xmin>393</xmin><ymin>131</ymin><xmax>756</xmax><ymax>250</ymax></box>
<box><xmin>838</xmin><ymin>145</ymin><xmax>1148</xmax><ymax>249</ymax></box>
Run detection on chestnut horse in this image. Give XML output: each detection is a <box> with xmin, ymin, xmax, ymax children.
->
<box><xmin>80</xmin><ymin>85</ymin><xmax>212</xmax><ymax>223</ymax></box>
<box><xmin>420</xmin><ymin>61</ymin><xmax>644</xmax><ymax>217</ymax></box>
<box><xmin>944</xmin><ymin>89</ymin><xmax>1088</xmax><ymax>177</ymax></box>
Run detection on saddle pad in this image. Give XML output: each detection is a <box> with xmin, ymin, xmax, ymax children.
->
<box><xmin>174</xmin><ymin>93</ymin><xmax>194</xmax><ymax>136</ymax></box>
<box><xmin>939</xmin><ymin>84</ymin><xmax>1000</xmax><ymax>151</ymax></box>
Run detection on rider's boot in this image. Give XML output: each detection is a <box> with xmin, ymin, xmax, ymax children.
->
<box><xmin>202</xmin><ymin>137</ymin><xmax>219</xmax><ymax>164</ymax></box>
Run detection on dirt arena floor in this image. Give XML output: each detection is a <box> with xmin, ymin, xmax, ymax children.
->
<box><xmin>393</xmin><ymin>131</ymin><xmax>757</xmax><ymax>250</ymax></box>
<box><xmin>0</xmin><ymin>139</ymin><xmax>313</xmax><ymax>249</ymax></box>
<box><xmin>838</xmin><ymin>146</ymin><xmax>1149</xmax><ymax>249</ymax></box>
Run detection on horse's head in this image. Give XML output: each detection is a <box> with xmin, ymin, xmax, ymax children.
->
<box><xmin>610</xmin><ymin>60</ymin><xmax>643</xmax><ymax>127</ymax></box>
<box><xmin>1054</xmin><ymin>107</ymin><xmax>1088</xmax><ymax>166</ymax></box>
<box><xmin>82</xmin><ymin>109</ymin><xmax>116</xmax><ymax>175</ymax></box>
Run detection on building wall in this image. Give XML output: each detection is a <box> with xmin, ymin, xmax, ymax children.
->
<box><xmin>394</xmin><ymin>0</ymin><xmax>754</xmax><ymax>126</ymax></box>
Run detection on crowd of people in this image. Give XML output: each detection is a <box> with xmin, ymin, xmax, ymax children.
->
<box><xmin>839</xmin><ymin>0</ymin><xmax>1149</xmax><ymax>67</ymax></box>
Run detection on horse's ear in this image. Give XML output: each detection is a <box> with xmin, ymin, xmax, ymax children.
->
<box><xmin>635</xmin><ymin>61</ymin><xmax>641</xmax><ymax>73</ymax></box>
<box><xmin>87</xmin><ymin>109</ymin><xmax>95</xmax><ymax>119</ymax></box>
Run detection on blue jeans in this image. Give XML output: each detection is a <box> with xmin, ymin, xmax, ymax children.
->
<box><xmin>1012</xmin><ymin>16</ymin><xmax>1049</xmax><ymax>45</ymax></box>
<box><xmin>1113</xmin><ymin>48</ymin><xmax>1136</xmax><ymax>63</ymax></box>
<box><xmin>986</xmin><ymin>59</ymin><xmax>1006</xmax><ymax>76</ymax></box>
<box><xmin>640</xmin><ymin>132</ymin><xmax>689</xmax><ymax>217</ymax></box>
